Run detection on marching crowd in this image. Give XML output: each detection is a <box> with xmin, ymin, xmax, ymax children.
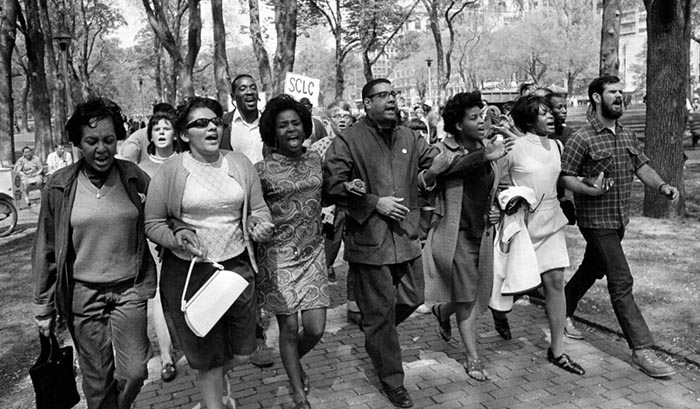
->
<box><xmin>30</xmin><ymin>73</ymin><xmax>680</xmax><ymax>409</ymax></box>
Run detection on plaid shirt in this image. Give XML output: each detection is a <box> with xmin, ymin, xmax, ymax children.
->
<box><xmin>560</xmin><ymin>114</ymin><xmax>649</xmax><ymax>229</ymax></box>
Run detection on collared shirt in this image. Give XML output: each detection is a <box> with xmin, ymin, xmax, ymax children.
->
<box><xmin>47</xmin><ymin>151</ymin><xmax>74</xmax><ymax>175</ymax></box>
<box><xmin>223</xmin><ymin>106</ymin><xmax>263</xmax><ymax>164</ymax></box>
<box><xmin>560</xmin><ymin>114</ymin><xmax>649</xmax><ymax>229</ymax></box>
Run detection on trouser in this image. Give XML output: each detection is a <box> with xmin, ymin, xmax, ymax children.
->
<box><xmin>564</xmin><ymin>227</ymin><xmax>654</xmax><ymax>350</ymax></box>
<box><xmin>69</xmin><ymin>281</ymin><xmax>150</xmax><ymax>409</ymax></box>
<box><xmin>350</xmin><ymin>257</ymin><xmax>424</xmax><ymax>390</ymax></box>
<box><xmin>324</xmin><ymin>209</ymin><xmax>345</xmax><ymax>268</ymax></box>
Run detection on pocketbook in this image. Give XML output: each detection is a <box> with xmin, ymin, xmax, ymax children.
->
<box><xmin>181</xmin><ymin>257</ymin><xmax>249</xmax><ymax>337</ymax></box>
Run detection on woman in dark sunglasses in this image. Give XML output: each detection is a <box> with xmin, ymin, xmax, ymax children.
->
<box><xmin>145</xmin><ymin>96</ymin><xmax>274</xmax><ymax>409</ymax></box>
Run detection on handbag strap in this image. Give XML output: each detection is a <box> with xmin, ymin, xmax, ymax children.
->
<box><xmin>181</xmin><ymin>257</ymin><xmax>224</xmax><ymax>312</ymax></box>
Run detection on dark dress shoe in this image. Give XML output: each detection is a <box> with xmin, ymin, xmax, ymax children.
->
<box><xmin>547</xmin><ymin>347</ymin><xmax>585</xmax><ymax>375</ymax></box>
<box><xmin>492</xmin><ymin>310</ymin><xmax>511</xmax><ymax>340</ymax></box>
<box><xmin>385</xmin><ymin>386</ymin><xmax>413</xmax><ymax>408</ymax></box>
<box><xmin>431</xmin><ymin>304</ymin><xmax>451</xmax><ymax>342</ymax></box>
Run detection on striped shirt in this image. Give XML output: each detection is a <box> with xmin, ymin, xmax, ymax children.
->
<box><xmin>560</xmin><ymin>115</ymin><xmax>649</xmax><ymax>229</ymax></box>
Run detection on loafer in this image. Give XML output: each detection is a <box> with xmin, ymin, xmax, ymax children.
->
<box><xmin>564</xmin><ymin>317</ymin><xmax>584</xmax><ymax>340</ymax></box>
<box><xmin>547</xmin><ymin>347</ymin><xmax>585</xmax><ymax>375</ymax></box>
<box><xmin>631</xmin><ymin>348</ymin><xmax>675</xmax><ymax>378</ymax></box>
<box><xmin>250</xmin><ymin>342</ymin><xmax>274</xmax><ymax>368</ymax></box>
<box><xmin>385</xmin><ymin>386</ymin><xmax>413</xmax><ymax>408</ymax></box>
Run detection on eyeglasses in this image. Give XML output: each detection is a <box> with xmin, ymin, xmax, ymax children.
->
<box><xmin>331</xmin><ymin>114</ymin><xmax>352</xmax><ymax>120</ymax></box>
<box><xmin>185</xmin><ymin>117</ymin><xmax>225</xmax><ymax>129</ymax></box>
<box><xmin>367</xmin><ymin>90</ymin><xmax>398</xmax><ymax>100</ymax></box>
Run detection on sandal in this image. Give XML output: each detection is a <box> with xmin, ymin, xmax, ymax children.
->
<box><xmin>547</xmin><ymin>347</ymin><xmax>585</xmax><ymax>375</ymax></box>
<box><xmin>464</xmin><ymin>358</ymin><xmax>489</xmax><ymax>381</ymax></box>
<box><xmin>161</xmin><ymin>362</ymin><xmax>176</xmax><ymax>382</ymax></box>
<box><xmin>291</xmin><ymin>400</ymin><xmax>311</xmax><ymax>409</ymax></box>
<box><xmin>431</xmin><ymin>304</ymin><xmax>451</xmax><ymax>342</ymax></box>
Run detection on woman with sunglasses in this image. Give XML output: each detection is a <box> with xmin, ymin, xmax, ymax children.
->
<box><xmin>33</xmin><ymin>98</ymin><xmax>155</xmax><ymax>409</ymax></box>
<box><xmin>496</xmin><ymin>95</ymin><xmax>585</xmax><ymax>376</ymax></box>
<box><xmin>145</xmin><ymin>97</ymin><xmax>273</xmax><ymax>409</ymax></box>
<box><xmin>256</xmin><ymin>95</ymin><xmax>330</xmax><ymax>409</ymax></box>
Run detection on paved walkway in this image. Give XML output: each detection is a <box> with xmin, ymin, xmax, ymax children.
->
<box><xmin>133</xmin><ymin>264</ymin><xmax>700</xmax><ymax>409</ymax></box>
<box><xmin>6</xmin><ymin>206</ymin><xmax>699</xmax><ymax>409</ymax></box>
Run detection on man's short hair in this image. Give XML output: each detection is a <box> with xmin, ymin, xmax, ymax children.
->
<box><xmin>362</xmin><ymin>78</ymin><xmax>391</xmax><ymax>100</ymax></box>
<box><xmin>588</xmin><ymin>76</ymin><xmax>621</xmax><ymax>110</ymax></box>
<box><xmin>231</xmin><ymin>74</ymin><xmax>255</xmax><ymax>91</ymax></box>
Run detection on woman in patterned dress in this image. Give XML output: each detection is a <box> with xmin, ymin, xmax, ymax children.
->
<box><xmin>256</xmin><ymin>95</ymin><xmax>330</xmax><ymax>409</ymax></box>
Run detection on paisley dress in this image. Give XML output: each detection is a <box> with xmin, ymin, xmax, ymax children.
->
<box><xmin>255</xmin><ymin>151</ymin><xmax>330</xmax><ymax>314</ymax></box>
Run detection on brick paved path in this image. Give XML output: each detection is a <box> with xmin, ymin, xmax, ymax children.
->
<box><xmin>134</xmin><ymin>265</ymin><xmax>700</xmax><ymax>409</ymax></box>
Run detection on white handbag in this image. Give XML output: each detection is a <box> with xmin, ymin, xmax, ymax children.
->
<box><xmin>181</xmin><ymin>257</ymin><xmax>249</xmax><ymax>337</ymax></box>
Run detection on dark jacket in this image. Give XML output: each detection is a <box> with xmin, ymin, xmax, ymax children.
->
<box><xmin>33</xmin><ymin>159</ymin><xmax>156</xmax><ymax>319</ymax></box>
<box><xmin>323</xmin><ymin>116</ymin><xmax>438</xmax><ymax>265</ymax></box>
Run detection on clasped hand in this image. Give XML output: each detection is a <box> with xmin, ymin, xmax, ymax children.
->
<box><xmin>582</xmin><ymin>172</ymin><xmax>614</xmax><ymax>196</ymax></box>
<box><xmin>174</xmin><ymin>229</ymin><xmax>208</xmax><ymax>259</ymax></box>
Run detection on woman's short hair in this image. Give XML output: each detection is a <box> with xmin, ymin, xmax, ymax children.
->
<box><xmin>259</xmin><ymin>94</ymin><xmax>312</xmax><ymax>148</ymax></box>
<box><xmin>442</xmin><ymin>91</ymin><xmax>484</xmax><ymax>136</ymax></box>
<box><xmin>146</xmin><ymin>111</ymin><xmax>177</xmax><ymax>155</ymax></box>
<box><xmin>66</xmin><ymin>98</ymin><xmax>126</xmax><ymax>146</ymax></box>
<box><xmin>510</xmin><ymin>95</ymin><xmax>551</xmax><ymax>132</ymax></box>
<box><xmin>174</xmin><ymin>97</ymin><xmax>224</xmax><ymax>151</ymax></box>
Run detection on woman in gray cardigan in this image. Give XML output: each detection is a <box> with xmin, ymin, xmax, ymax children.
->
<box><xmin>145</xmin><ymin>97</ymin><xmax>273</xmax><ymax>409</ymax></box>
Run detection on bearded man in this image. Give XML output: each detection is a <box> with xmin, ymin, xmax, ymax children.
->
<box><xmin>559</xmin><ymin>76</ymin><xmax>679</xmax><ymax>378</ymax></box>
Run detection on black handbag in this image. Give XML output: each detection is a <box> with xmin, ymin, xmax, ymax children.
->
<box><xmin>29</xmin><ymin>333</ymin><xmax>80</xmax><ymax>409</ymax></box>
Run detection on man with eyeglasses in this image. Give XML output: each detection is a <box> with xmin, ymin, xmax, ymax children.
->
<box><xmin>221</xmin><ymin>74</ymin><xmax>267</xmax><ymax>164</ymax></box>
<box><xmin>324</xmin><ymin>79</ymin><xmax>453</xmax><ymax>408</ymax></box>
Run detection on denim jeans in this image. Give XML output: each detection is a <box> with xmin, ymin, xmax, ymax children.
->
<box><xmin>350</xmin><ymin>257</ymin><xmax>424</xmax><ymax>391</ymax></box>
<box><xmin>69</xmin><ymin>281</ymin><xmax>150</xmax><ymax>409</ymax></box>
<box><xmin>564</xmin><ymin>227</ymin><xmax>654</xmax><ymax>350</ymax></box>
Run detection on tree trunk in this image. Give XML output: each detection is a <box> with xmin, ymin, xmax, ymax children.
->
<box><xmin>335</xmin><ymin>53</ymin><xmax>345</xmax><ymax>100</ymax></box>
<box><xmin>23</xmin><ymin>0</ymin><xmax>53</xmax><ymax>159</ymax></box>
<box><xmin>272</xmin><ymin>0</ymin><xmax>297</xmax><ymax>95</ymax></box>
<box><xmin>334</xmin><ymin>2</ymin><xmax>344</xmax><ymax>100</ymax></box>
<box><xmin>642</xmin><ymin>0</ymin><xmax>690</xmax><ymax>217</ymax></box>
<box><xmin>21</xmin><ymin>75</ymin><xmax>29</xmax><ymax>132</ymax></box>
<box><xmin>0</xmin><ymin>0</ymin><xmax>18</xmax><ymax>166</ymax></box>
<box><xmin>599</xmin><ymin>0</ymin><xmax>620</xmax><ymax>76</ymax></box>
<box><xmin>248</xmin><ymin>0</ymin><xmax>273</xmax><ymax>94</ymax></box>
<box><xmin>362</xmin><ymin>50</ymin><xmax>373</xmax><ymax>82</ymax></box>
<box><xmin>154</xmin><ymin>36</ymin><xmax>164</xmax><ymax>102</ymax></box>
<box><xmin>211</xmin><ymin>0</ymin><xmax>230</xmax><ymax>108</ymax></box>
<box><xmin>179</xmin><ymin>0</ymin><xmax>201</xmax><ymax>97</ymax></box>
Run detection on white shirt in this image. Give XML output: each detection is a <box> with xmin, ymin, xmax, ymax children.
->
<box><xmin>228</xmin><ymin>106</ymin><xmax>263</xmax><ymax>164</ymax></box>
<box><xmin>46</xmin><ymin>151</ymin><xmax>73</xmax><ymax>175</ymax></box>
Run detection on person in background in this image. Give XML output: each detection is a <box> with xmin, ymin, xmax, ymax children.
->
<box><xmin>119</xmin><ymin>103</ymin><xmax>177</xmax><ymax>164</ymax></box>
<box><xmin>560</xmin><ymin>76</ymin><xmax>678</xmax><ymax>379</ymax></box>
<box><xmin>220</xmin><ymin>73</ymin><xmax>275</xmax><ymax>369</ymax></box>
<box><xmin>546</xmin><ymin>92</ymin><xmax>574</xmax><ymax>145</ymax></box>
<box><xmin>138</xmin><ymin>110</ymin><xmax>179</xmax><ymax>382</ymax></box>
<box><xmin>310</xmin><ymin>100</ymin><xmax>357</xmax><ymax>321</ymax></box>
<box><xmin>299</xmin><ymin>97</ymin><xmax>329</xmax><ymax>148</ymax></box>
<box><xmin>145</xmin><ymin>96</ymin><xmax>274</xmax><ymax>409</ymax></box>
<box><xmin>46</xmin><ymin>144</ymin><xmax>74</xmax><ymax>176</ymax></box>
<box><xmin>14</xmin><ymin>146</ymin><xmax>44</xmax><ymax>207</ymax></box>
<box><xmin>323</xmin><ymin>78</ymin><xmax>448</xmax><ymax>408</ymax></box>
<box><xmin>256</xmin><ymin>95</ymin><xmax>329</xmax><ymax>409</ymax></box>
<box><xmin>33</xmin><ymin>98</ymin><xmax>155</xmax><ymax>409</ymax></box>
<box><xmin>221</xmin><ymin>74</ymin><xmax>264</xmax><ymax>162</ymax></box>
